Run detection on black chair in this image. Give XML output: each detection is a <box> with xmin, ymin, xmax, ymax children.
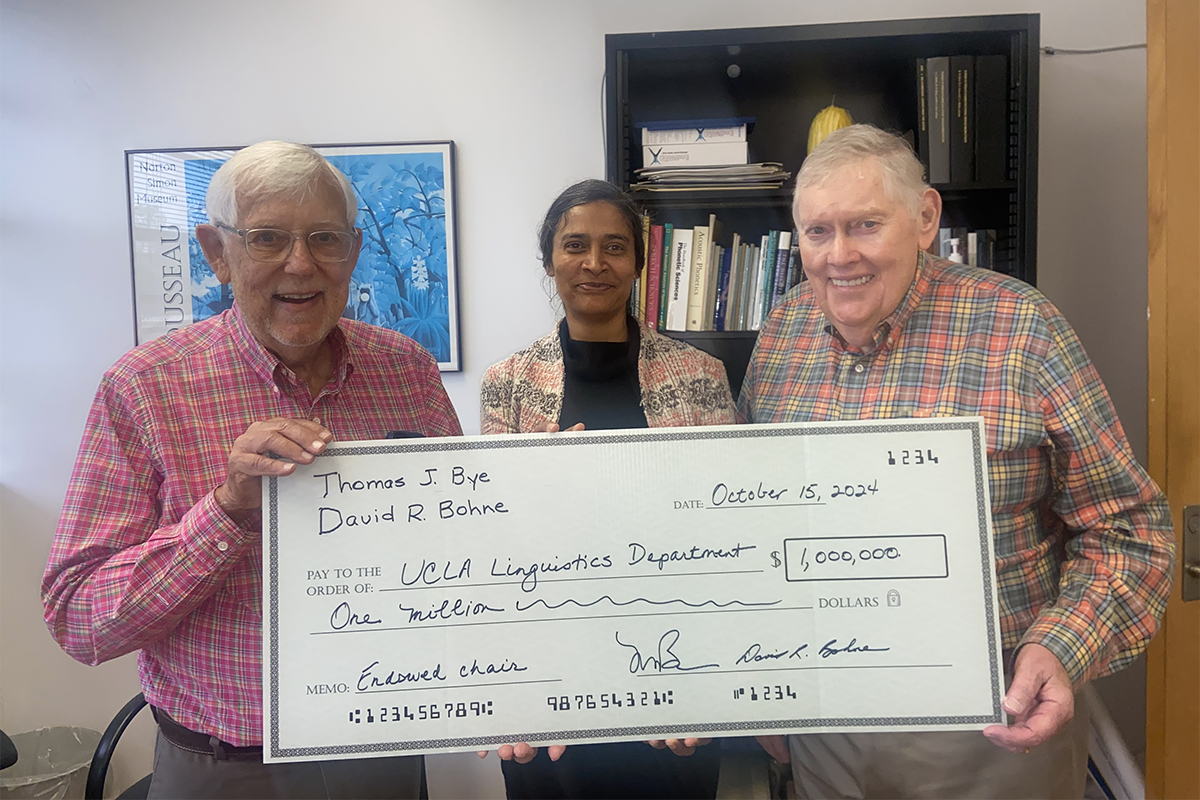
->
<box><xmin>82</xmin><ymin>693</ymin><xmax>430</xmax><ymax>799</ymax></box>
<box><xmin>0</xmin><ymin>729</ymin><xmax>17</xmax><ymax>771</ymax></box>
<box><xmin>85</xmin><ymin>693</ymin><xmax>151</xmax><ymax>800</ymax></box>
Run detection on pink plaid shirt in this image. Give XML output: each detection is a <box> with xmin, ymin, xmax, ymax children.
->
<box><xmin>44</xmin><ymin>305</ymin><xmax>461</xmax><ymax>745</ymax></box>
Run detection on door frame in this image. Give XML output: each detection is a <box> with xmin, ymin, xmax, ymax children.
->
<box><xmin>1144</xmin><ymin>1</ymin><xmax>1199</xmax><ymax>797</ymax></box>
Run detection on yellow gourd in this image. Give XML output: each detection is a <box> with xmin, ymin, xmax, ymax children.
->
<box><xmin>807</xmin><ymin>103</ymin><xmax>854</xmax><ymax>153</ymax></box>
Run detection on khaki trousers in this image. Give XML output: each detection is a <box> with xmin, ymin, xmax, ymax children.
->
<box><xmin>146</xmin><ymin>729</ymin><xmax>424</xmax><ymax>799</ymax></box>
<box><xmin>787</xmin><ymin>698</ymin><xmax>1090</xmax><ymax>799</ymax></box>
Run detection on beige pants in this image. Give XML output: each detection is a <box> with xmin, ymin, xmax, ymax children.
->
<box><xmin>787</xmin><ymin>698</ymin><xmax>1090</xmax><ymax>799</ymax></box>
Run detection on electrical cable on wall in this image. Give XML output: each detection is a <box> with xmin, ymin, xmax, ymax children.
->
<box><xmin>1042</xmin><ymin>43</ymin><xmax>1146</xmax><ymax>55</ymax></box>
<box><xmin>600</xmin><ymin>72</ymin><xmax>607</xmax><ymax>166</ymax></box>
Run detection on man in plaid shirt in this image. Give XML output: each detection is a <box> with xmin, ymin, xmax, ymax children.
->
<box><xmin>43</xmin><ymin>142</ymin><xmax>461</xmax><ymax>798</ymax></box>
<box><xmin>740</xmin><ymin>126</ymin><xmax>1173</xmax><ymax>798</ymax></box>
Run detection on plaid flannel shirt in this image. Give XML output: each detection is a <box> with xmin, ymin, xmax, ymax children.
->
<box><xmin>43</xmin><ymin>305</ymin><xmax>462</xmax><ymax>745</ymax></box>
<box><xmin>737</xmin><ymin>254</ymin><xmax>1174</xmax><ymax>684</ymax></box>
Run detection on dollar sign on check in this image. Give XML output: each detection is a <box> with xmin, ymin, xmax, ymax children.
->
<box><xmin>770</xmin><ymin>551</ymin><xmax>781</xmax><ymax>568</ymax></box>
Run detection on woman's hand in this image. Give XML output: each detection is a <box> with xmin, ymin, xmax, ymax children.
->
<box><xmin>534</xmin><ymin>422</ymin><xmax>585</xmax><ymax>433</ymax></box>
<box><xmin>645</xmin><ymin>738</ymin><xmax>711</xmax><ymax>756</ymax></box>
<box><xmin>476</xmin><ymin>743</ymin><xmax>566</xmax><ymax>763</ymax></box>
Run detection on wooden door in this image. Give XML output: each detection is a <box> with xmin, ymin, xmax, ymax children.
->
<box><xmin>1145</xmin><ymin>1</ymin><xmax>1199</xmax><ymax>797</ymax></box>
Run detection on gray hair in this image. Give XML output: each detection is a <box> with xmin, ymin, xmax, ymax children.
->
<box><xmin>794</xmin><ymin>124</ymin><xmax>929</xmax><ymax>219</ymax></box>
<box><xmin>205</xmin><ymin>141</ymin><xmax>358</xmax><ymax>228</ymax></box>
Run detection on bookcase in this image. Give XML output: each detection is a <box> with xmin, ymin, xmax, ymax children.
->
<box><xmin>605</xmin><ymin>15</ymin><xmax>1039</xmax><ymax>395</ymax></box>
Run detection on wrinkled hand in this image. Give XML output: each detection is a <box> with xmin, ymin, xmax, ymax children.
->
<box><xmin>533</xmin><ymin>422</ymin><xmax>585</xmax><ymax>433</ymax></box>
<box><xmin>645</xmin><ymin>737</ymin><xmax>711</xmax><ymax>756</ymax></box>
<box><xmin>476</xmin><ymin>743</ymin><xmax>566</xmax><ymax>763</ymax></box>
<box><xmin>214</xmin><ymin>418</ymin><xmax>333</xmax><ymax>525</ymax></box>
<box><xmin>983</xmin><ymin>643</ymin><xmax>1074</xmax><ymax>753</ymax></box>
<box><xmin>755</xmin><ymin>734</ymin><xmax>790</xmax><ymax>763</ymax></box>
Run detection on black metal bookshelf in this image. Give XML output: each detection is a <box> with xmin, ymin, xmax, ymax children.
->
<box><xmin>605</xmin><ymin>15</ymin><xmax>1040</xmax><ymax>387</ymax></box>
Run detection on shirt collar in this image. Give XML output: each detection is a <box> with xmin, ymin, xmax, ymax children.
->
<box><xmin>228</xmin><ymin>302</ymin><xmax>354</xmax><ymax>393</ymax></box>
<box><xmin>823</xmin><ymin>250</ymin><xmax>934</xmax><ymax>354</ymax></box>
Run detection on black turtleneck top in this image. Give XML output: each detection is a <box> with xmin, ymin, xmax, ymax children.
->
<box><xmin>557</xmin><ymin>316</ymin><xmax>648</xmax><ymax>431</ymax></box>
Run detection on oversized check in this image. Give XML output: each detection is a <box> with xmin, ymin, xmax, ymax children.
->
<box><xmin>263</xmin><ymin>417</ymin><xmax>1005</xmax><ymax>762</ymax></box>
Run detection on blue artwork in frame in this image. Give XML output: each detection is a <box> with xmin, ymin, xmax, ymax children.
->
<box><xmin>126</xmin><ymin>141</ymin><xmax>462</xmax><ymax>371</ymax></box>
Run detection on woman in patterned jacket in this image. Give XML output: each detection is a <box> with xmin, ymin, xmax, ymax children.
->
<box><xmin>478</xmin><ymin>180</ymin><xmax>733</xmax><ymax>799</ymax></box>
<box><xmin>480</xmin><ymin>180</ymin><xmax>735</xmax><ymax>436</ymax></box>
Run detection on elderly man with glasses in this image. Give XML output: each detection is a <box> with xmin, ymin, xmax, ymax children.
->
<box><xmin>43</xmin><ymin>141</ymin><xmax>461</xmax><ymax>799</ymax></box>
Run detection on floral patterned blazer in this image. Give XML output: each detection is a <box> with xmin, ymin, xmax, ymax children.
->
<box><xmin>480</xmin><ymin>323</ymin><xmax>736</xmax><ymax>433</ymax></box>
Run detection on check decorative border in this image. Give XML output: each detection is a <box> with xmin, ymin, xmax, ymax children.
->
<box><xmin>265</xmin><ymin>418</ymin><xmax>1003</xmax><ymax>759</ymax></box>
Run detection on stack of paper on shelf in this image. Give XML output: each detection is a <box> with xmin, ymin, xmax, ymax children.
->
<box><xmin>631</xmin><ymin>163</ymin><xmax>791</xmax><ymax>192</ymax></box>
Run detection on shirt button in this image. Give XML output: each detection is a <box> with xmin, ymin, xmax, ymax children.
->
<box><xmin>854</xmin><ymin>363</ymin><xmax>865</xmax><ymax>374</ymax></box>
<box><xmin>216</xmin><ymin>541</ymin><xmax>229</xmax><ymax>552</ymax></box>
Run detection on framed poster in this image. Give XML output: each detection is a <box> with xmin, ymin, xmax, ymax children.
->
<box><xmin>126</xmin><ymin>141</ymin><xmax>461</xmax><ymax>371</ymax></box>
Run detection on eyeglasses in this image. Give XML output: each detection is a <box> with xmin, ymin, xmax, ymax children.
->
<box><xmin>216</xmin><ymin>223</ymin><xmax>358</xmax><ymax>264</ymax></box>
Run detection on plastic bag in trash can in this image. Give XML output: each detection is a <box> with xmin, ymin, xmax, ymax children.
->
<box><xmin>0</xmin><ymin>727</ymin><xmax>100</xmax><ymax>800</ymax></box>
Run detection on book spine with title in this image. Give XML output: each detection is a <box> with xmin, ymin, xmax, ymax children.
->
<box><xmin>656</xmin><ymin>223</ymin><xmax>673</xmax><ymax>330</ymax></box>
<box><xmin>685</xmin><ymin>222</ymin><xmax>711</xmax><ymax>331</ymax></box>
<box><xmin>701</xmin><ymin>215</ymin><xmax>723</xmax><ymax>330</ymax></box>
<box><xmin>638</xmin><ymin>213</ymin><xmax>651</xmax><ymax>322</ymax></box>
<box><xmin>712</xmin><ymin>247</ymin><xmax>733</xmax><ymax>331</ymax></box>
<box><xmin>949</xmin><ymin>55</ymin><xmax>975</xmax><ymax>183</ymax></box>
<box><xmin>645</xmin><ymin>224</ymin><xmax>664</xmax><ymax>330</ymax></box>
<box><xmin>665</xmin><ymin>228</ymin><xmax>694</xmax><ymax>331</ymax></box>
<box><xmin>926</xmin><ymin>56</ymin><xmax>950</xmax><ymax>184</ymax></box>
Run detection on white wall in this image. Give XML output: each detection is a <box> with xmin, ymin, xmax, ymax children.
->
<box><xmin>0</xmin><ymin>1</ymin><xmax>1150</xmax><ymax>795</ymax></box>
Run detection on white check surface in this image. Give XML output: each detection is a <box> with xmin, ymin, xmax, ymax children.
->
<box><xmin>263</xmin><ymin>418</ymin><xmax>1004</xmax><ymax>762</ymax></box>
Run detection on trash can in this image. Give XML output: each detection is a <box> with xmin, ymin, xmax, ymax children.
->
<box><xmin>0</xmin><ymin>727</ymin><xmax>100</xmax><ymax>800</ymax></box>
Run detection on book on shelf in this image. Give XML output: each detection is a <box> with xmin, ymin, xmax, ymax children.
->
<box><xmin>648</xmin><ymin>221</ymin><xmax>807</xmax><ymax>333</ymax></box>
<box><xmin>644</xmin><ymin>223</ymin><xmax>663</xmax><ymax>327</ymax></box>
<box><xmin>665</xmin><ymin>228</ymin><xmax>694</xmax><ymax>331</ymax></box>
<box><xmin>758</xmin><ymin>230</ymin><xmax>780</xmax><ymax>326</ymax></box>
<box><xmin>639</xmin><ymin>118</ymin><xmax>751</xmax><ymax>145</ymax></box>
<box><xmin>643</xmin><ymin>141</ymin><xmax>748</xmax><ymax>168</ymax></box>
<box><xmin>733</xmin><ymin>243</ymin><xmax>750</xmax><ymax>331</ymax></box>
<box><xmin>938</xmin><ymin>227</ymin><xmax>952</xmax><ymax>259</ymax></box>
<box><xmin>700</xmin><ymin>214</ymin><xmax>720</xmax><ymax>331</ymax></box>
<box><xmin>974</xmin><ymin>55</ymin><xmax>1008</xmax><ymax>183</ymax></box>
<box><xmin>977</xmin><ymin>229</ymin><xmax>997</xmax><ymax>270</ymax></box>
<box><xmin>770</xmin><ymin>230</ymin><xmax>794</xmax><ymax>310</ymax></box>
<box><xmin>920</xmin><ymin>53</ymin><xmax>1009</xmax><ymax>185</ymax></box>
<box><xmin>725</xmin><ymin>233</ymin><xmax>743</xmax><ymax>330</ymax></box>
<box><xmin>656</xmin><ymin>223</ymin><xmax>673</xmax><ymax>330</ymax></box>
<box><xmin>685</xmin><ymin>220</ymin><xmax>712</xmax><ymax>330</ymax></box>
<box><xmin>925</xmin><ymin>56</ymin><xmax>950</xmax><ymax>184</ymax></box>
<box><xmin>694</xmin><ymin>214</ymin><xmax>723</xmax><ymax>331</ymax></box>
<box><xmin>636</xmin><ymin>213</ymin><xmax>650</xmax><ymax>322</ymax></box>
<box><xmin>787</xmin><ymin>238</ymin><xmax>804</xmax><ymax>289</ymax></box>
<box><xmin>950</xmin><ymin>55</ymin><xmax>975</xmax><ymax>183</ymax></box>
<box><xmin>741</xmin><ymin>243</ymin><xmax>757</xmax><ymax>332</ymax></box>
<box><xmin>712</xmin><ymin>246</ymin><xmax>733</xmax><ymax>331</ymax></box>
<box><xmin>916</xmin><ymin>59</ymin><xmax>931</xmax><ymax>179</ymax></box>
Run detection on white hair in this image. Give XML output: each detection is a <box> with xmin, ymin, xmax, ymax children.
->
<box><xmin>205</xmin><ymin>141</ymin><xmax>358</xmax><ymax>228</ymax></box>
<box><xmin>794</xmin><ymin>124</ymin><xmax>929</xmax><ymax>219</ymax></box>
